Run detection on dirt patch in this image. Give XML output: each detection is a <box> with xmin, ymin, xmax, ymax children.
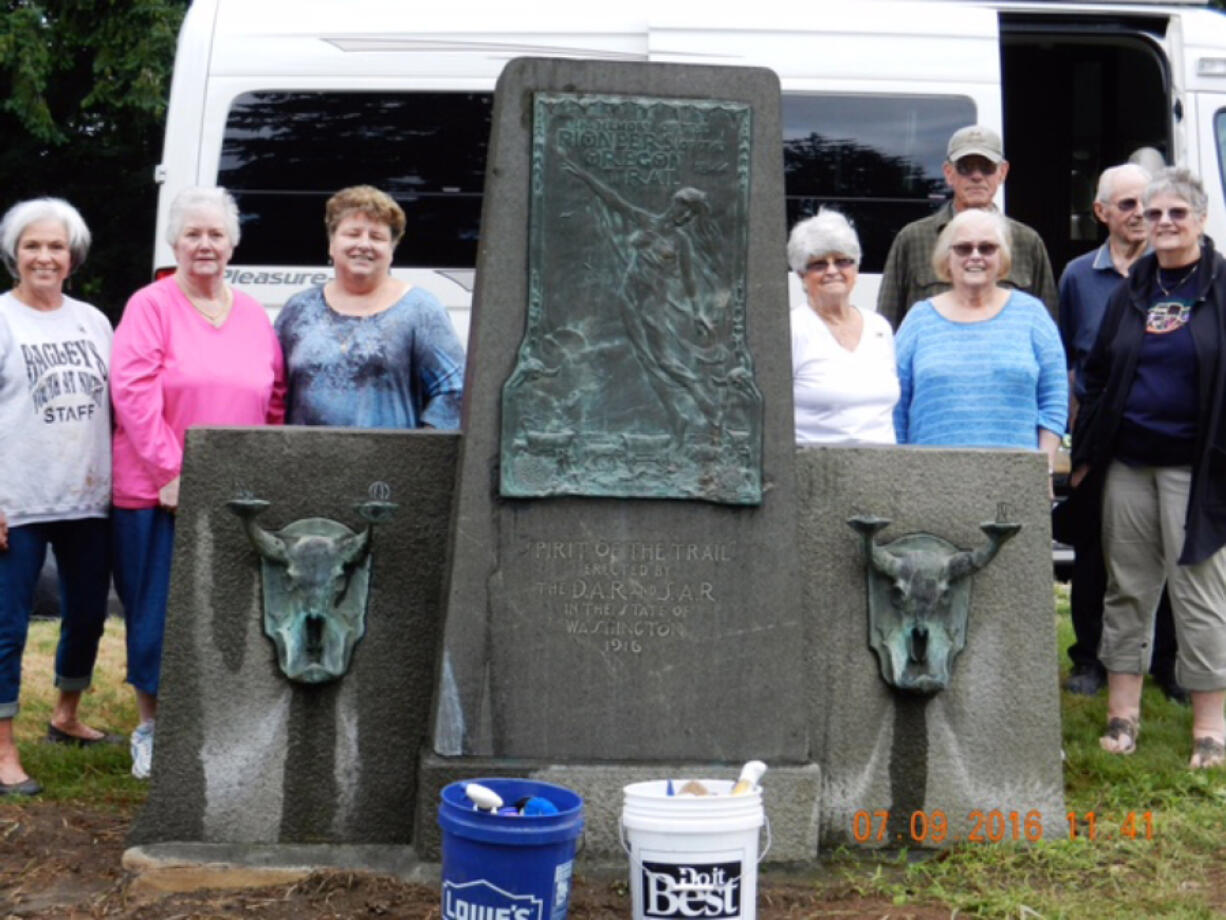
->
<box><xmin>0</xmin><ymin>802</ymin><xmax>950</xmax><ymax>919</ymax></box>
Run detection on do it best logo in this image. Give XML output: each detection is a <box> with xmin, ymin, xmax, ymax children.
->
<box><xmin>641</xmin><ymin>861</ymin><xmax>742</xmax><ymax>919</ymax></box>
<box><xmin>442</xmin><ymin>880</ymin><xmax>543</xmax><ymax>920</ymax></box>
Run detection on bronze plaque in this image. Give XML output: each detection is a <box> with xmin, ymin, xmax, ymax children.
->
<box><xmin>500</xmin><ymin>93</ymin><xmax>762</xmax><ymax>504</ymax></box>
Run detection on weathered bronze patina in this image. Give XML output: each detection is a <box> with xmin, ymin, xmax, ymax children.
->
<box><xmin>501</xmin><ymin>92</ymin><xmax>763</xmax><ymax>504</ymax></box>
<box><xmin>228</xmin><ymin>493</ymin><xmax>397</xmax><ymax>683</ymax></box>
<box><xmin>848</xmin><ymin>515</ymin><xmax>1021</xmax><ymax>694</ymax></box>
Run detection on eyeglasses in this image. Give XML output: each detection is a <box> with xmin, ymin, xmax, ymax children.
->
<box><xmin>1143</xmin><ymin>206</ymin><xmax>1192</xmax><ymax>223</ymax></box>
<box><xmin>805</xmin><ymin>257</ymin><xmax>857</xmax><ymax>273</ymax></box>
<box><xmin>954</xmin><ymin>159</ymin><xmax>998</xmax><ymax>177</ymax></box>
<box><xmin>1113</xmin><ymin>197</ymin><xmax>1139</xmax><ymax>213</ymax></box>
<box><xmin>950</xmin><ymin>241</ymin><xmax>1000</xmax><ymax>257</ymax></box>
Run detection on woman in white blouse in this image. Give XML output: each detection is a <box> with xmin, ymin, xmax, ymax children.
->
<box><xmin>788</xmin><ymin>209</ymin><xmax>899</xmax><ymax>444</ymax></box>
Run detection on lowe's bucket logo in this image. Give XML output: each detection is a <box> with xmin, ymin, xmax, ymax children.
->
<box><xmin>442</xmin><ymin>880</ymin><xmax>543</xmax><ymax>920</ymax></box>
<box><xmin>642</xmin><ymin>861</ymin><xmax>741</xmax><ymax>919</ymax></box>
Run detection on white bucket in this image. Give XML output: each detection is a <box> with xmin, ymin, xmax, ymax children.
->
<box><xmin>621</xmin><ymin>779</ymin><xmax>768</xmax><ymax>920</ymax></box>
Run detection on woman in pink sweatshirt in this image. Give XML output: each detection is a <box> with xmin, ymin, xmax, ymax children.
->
<box><xmin>110</xmin><ymin>187</ymin><xmax>285</xmax><ymax>779</ymax></box>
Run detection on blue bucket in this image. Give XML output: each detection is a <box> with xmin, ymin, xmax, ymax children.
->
<box><xmin>438</xmin><ymin>778</ymin><xmax>585</xmax><ymax>920</ymax></box>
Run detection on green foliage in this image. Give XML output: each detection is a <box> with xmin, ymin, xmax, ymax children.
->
<box><xmin>0</xmin><ymin>0</ymin><xmax>187</xmax><ymax>320</ymax></box>
<box><xmin>0</xmin><ymin>0</ymin><xmax>183</xmax><ymax>141</ymax></box>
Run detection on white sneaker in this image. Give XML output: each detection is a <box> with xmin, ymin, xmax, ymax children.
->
<box><xmin>130</xmin><ymin>720</ymin><xmax>155</xmax><ymax>780</ymax></box>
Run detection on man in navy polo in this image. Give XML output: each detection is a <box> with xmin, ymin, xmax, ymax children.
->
<box><xmin>1059</xmin><ymin>162</ymin><xmax>1184</xmax><ymax>701</ymax></box>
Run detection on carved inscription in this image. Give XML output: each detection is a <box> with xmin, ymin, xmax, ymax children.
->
<box><xmin>525</xmin><ymin>538</ymin><xmax>733</xmax><ymax>655</ymax></box>
<box><xmin>501</xmin><ymin>93</ymin><xmax>763</xmax><ymax>505</ymax></box>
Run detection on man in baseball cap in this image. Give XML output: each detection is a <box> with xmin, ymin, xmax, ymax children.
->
<box><xmin>876</xmin><ymin>124</ymin><xmax>1057</xmax><ymax>328</ymax></box>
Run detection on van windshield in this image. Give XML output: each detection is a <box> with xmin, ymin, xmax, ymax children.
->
<box><xmin>219</xmin><ymin>89</ymin><xmax>972</xmax><ymax>273</ymax></box>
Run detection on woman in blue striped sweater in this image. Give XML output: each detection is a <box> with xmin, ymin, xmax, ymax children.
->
<box><xmin>893</xmin><ymin>208</ymin><xmax>1067</xmax><ymax>478</ymax></box>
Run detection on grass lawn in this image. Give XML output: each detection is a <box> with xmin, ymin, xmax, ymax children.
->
<box><xmin>10</xmin><ymin>586</ymin><xmax>1226</xmax><ymax>918</ymax></box>
<box><xmin>13</xmin><ymin>616</ymin><xmax>144</xmax><ymax>808</ymax></box>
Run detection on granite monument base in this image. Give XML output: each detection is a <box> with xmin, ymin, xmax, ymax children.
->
<box><xmin>122</xmin><ymin>842</ymin><xmax>431</xmax><ymax>892</ymax></box>
<box><xmin>798</xmin><ymin>446</ymin><xmax>1064</xmax><ymax>848</ymax></box>
<box><xmin>128</xmin><ymin>428</ymin><xmax>457</xmax><ymax>849</ymax></box>
<box><xmin>414</xmin><ymin>752</ymin><xmax>821</xmax><ymax>867</ymax></box>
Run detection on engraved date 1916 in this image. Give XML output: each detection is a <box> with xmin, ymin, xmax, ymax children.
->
<box><xmin>605</xmin><ymin>638</ymin><xmax>642</xmax><ymax>654</ymax></box>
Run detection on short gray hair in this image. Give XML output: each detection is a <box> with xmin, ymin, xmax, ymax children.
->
<box><xmin>0</xmin><ymin>198</ymin><xmax>92</xmax><ymax>279</ymax></box>
<box><xmin>1096</xmin><ymin>163</ymin><xmax>1150</xmax><ymax>205</ymax></box>
<box><xmin>165</xmin><ymin>187</ymin><xmax>241</xmax><ymax>247</ymax></box>
<box><xmin>786</xmin><ymin>208</ymin><xmax>861</xmax><ymax>274</ymax></box>
<box><xmin>931</xmin><ymin>208</ymin><xmax>1013</xmax><ymax>283</ymax></box>
<box><xmin>1128</xmin><ymin>146</ymin><xmax>1165</xmax><ymax>175</ymax></box>
<box><xmin>1142</xmin><ymin>167</ymin><xmax>1209</xmax><ymax>217</ymax></box>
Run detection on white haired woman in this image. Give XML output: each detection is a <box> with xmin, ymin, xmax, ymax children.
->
<box><xmin>788</xmin><ymin>209</ymin><xmax>899</xmax><ymax>444</ymax></box>
<box><xmin>0</xmin><ymin>198</ymin><xmax>116</xmax><ymax>795</ymax></box>
<box><xmin>110</xmin><ymin>187</ymin><xmax>285</xmax><ymax>778</ymax></box>
<box><xmin>894</xmin><ymin>208</ymin><xmax>1066</xmax><ymax>467</ymax></box>
<box><xmin>1072</xmin><ymin>168</ymin><xmax>1226</xmax><ymax>768</ymax></box>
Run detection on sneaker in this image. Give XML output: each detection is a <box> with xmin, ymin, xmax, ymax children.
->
<box><xmin>130</xmin><ymin>720</ymin><xmax>155</xmax><ymax>780</ymax></box>
<box><xmin>1064</xmin><ymin>664</ymin><xmax>1106</xmax><ymax>696</ymax></box>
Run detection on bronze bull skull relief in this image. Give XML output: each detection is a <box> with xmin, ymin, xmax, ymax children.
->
<box><xmin>847</xmin><ymin>515</ymin><xmax>1021</xmax><ymax>695</ymax></box>
<box><xmin>228</xmin><ymin>494</ymin><xmax>397</xmax><ymax>683</ymax></box>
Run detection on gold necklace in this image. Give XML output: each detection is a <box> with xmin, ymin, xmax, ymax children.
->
<box><xmin>1156</xmin><ymin>262</ymin><xmax>1199</xmax><ymax>298</ymax></box>
<box><xmin>179</xmin><ymin>281</ymin><xmax>232</xmax><ymax>326</ymax></box>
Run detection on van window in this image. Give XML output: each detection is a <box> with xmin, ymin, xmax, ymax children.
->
<box><xmin>219</xmin><ymin>89</ymin><xmax>973</xmax><ymax>273</ymax></box>
<box><xmin>783</xmin><ymin>94</ymin><xmax>976</xmax><ymax>272</ymax></box>
<box><xmin>219</xmin><ymin>91</ymin><xmax>493</xmax><ymax>267</ymax></box>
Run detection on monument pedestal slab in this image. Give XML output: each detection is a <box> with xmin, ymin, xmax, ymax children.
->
<box><xmin>415</xmin><ymin>753</ymin><xmax>821</xmax><ymax>867</ymax></box>
<box><xmin>122</xmin><ymin>842</ymin><xmax>430</xmax><ymax>892</ymax></box>
<box><xmin>129</xmin><ymin>428</ymin><xmax>457</xmax><ymax>850</ymax></box>
<box><xmin>797</xmin><ymin>446</ymin><xmax>1065</xmax><ymax>848</ymax></box>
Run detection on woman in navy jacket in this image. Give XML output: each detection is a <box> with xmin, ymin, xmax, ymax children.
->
<box><xmin>1072</xmin><ymin>167</ymin><xmax>1226</xmax><ymax>769</ymax></box>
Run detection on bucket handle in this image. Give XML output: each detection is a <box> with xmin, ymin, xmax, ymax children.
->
<box><xmin>618</xmin><ymin>815</ymin><xmax>772</xmax><ymax>891</ymax></box>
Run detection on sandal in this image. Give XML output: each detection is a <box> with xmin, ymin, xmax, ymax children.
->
<box><xmin>1190</xmin><ymin>736</ymin><xmax>1226</xmax><ymax>770</ymax></box>
<box><xmin>0</xmin><ymin>777</ymin><xmax>42</xmax><ymax>796</ymax></box>
<box><xmin>1099</xmin><ymin>716</ymin><xmax>1139</xmax><ymax>755</ymax></box>
<box><xmin>46</xmin><ymin>723</ymin><xmax>124</xmax><ymax>747</ymax></box>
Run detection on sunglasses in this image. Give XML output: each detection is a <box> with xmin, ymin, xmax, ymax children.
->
<box><xmin>1143</xmin><ymin>206</ymin><xmax>1192</xmax><ymax>223</ymax></box>
<box><xmin>954</xmin><ymin>159</ymin><xmax>998</xmax><ymax>177</ymax></box>
<box><xmin>950</xmin><ymin>241</ymin><xmax>1000</xmax><ymax>257</ymax></box>
<box><xmin>1113</xmin><ymin>197</ymin><xmax>1139</xmax><ymax>213</ymax></box>
<box><xmin>805</xmin><ymin>257</ymin><xmax>857</xmax><ymax>273</ymax></box>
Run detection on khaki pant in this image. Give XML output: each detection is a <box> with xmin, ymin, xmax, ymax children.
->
<box><xmin>1101</xmin><ymin>461</ymin><xmax>1226</xmax><ymax>691</ymax></box>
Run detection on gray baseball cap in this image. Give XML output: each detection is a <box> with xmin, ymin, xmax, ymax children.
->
<box><xmin>947</xmin><ymin>125</ymin><xmax>1004</xmax><ymax>163</ymax></box>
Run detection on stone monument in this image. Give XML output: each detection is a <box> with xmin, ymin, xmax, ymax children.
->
<box><xmin>419</xmin><ymin>58</ymin><xmax>819</xmax><ymax>862</ymax></box>
<box><xmin>126</xmin><ymin>427</ymin><xmax>457</xmax><ymax>875</ymax></box>
<box><xmin>121</xmin><ymin>58</ymin><xmax>1066</xmax><ymax>877</ymax></box>
<box><xmin>798</xmin><ymin>446</ymin><xmax>1065</xmax><ymax>849</ymax></box>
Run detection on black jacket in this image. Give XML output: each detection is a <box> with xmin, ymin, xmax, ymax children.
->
<box><xmin>1072</xmin><ymin>237</ymin><xmax>1226</xmax><ymax>565</ymax></box>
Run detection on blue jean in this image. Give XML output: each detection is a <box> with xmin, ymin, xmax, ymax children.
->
<box><xmin>0</xmin><ymin>517</ymin><xmax>110</xmax><ymax>719</ymax></box>
<box><xmin>111</xmin><ymin>508</ymin><xmax>175</xmax><ymax>697</ymax></box>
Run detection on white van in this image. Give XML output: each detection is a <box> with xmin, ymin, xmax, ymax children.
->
<box><xmin>154</xmin><ymin>0</ymin><xmax>1226</xmax><ymax>340</ymax></box>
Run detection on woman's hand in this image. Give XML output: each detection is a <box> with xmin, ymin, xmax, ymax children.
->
<box><xmin>158</xmin><ymin>476</ymin><xmax>181</xmax><ymax>511</ymax></box>
<box><xmin>0</xmin><ymin>510</ymin><xmax>8</xmax><ymax>552</ymax></box>
<box><xmin>1039</xmin><ymin>429</ymin><xmax>1062</xmax><ymax>500</ymax></box>
<box><xmin>1070</xmin><ymin>465</ymin><xmax>1091</xmax><ymax>489</ymax></box>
